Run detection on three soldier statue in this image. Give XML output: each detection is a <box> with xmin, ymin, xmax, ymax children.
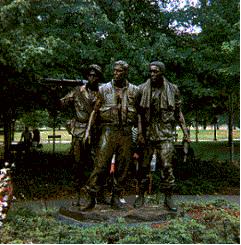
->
<box><xmin>61</xmin><ymin>60</ymin><xmax>190</xmax><ymax>213</ymax></box>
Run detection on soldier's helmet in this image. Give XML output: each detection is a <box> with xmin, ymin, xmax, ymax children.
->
<box><xmin>87</xmin><ymin>64</ymin><xmax>104</xmax><ymax>82</ymax></box>
<box><xmin>150</xmin><ymin>61</ymin><xmax>166</xmax><ymax>74</ymax></box>
<box><xmin>114</xmin><ymin>60</ymin><xmax>129</xmax><ymax>70</ymax></box>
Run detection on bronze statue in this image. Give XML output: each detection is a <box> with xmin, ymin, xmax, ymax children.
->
<box><xmin>60</xmin><ymin>64</ymin><xmax>104</xmax><ymax>206</ymax></box>
<box><xmin>134</xmin><ymin>61</ymin><xmax>190</xmax><ymax>212</ymax></box>
<box><xmin>82</xmin><ymin>60</ymin><xmax>140</xmax><ymax>211</ymax></box>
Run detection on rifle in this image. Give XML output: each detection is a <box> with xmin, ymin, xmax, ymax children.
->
<box><xmin>110</xmin><ymin>154</ymin><xmax>117</xmax><ymax>196</ymax></box>
<box><xmin>40</xmin><ymin>78</ymin><xmax>87</xmax><ymax>87</ymax></box>
<box><xmin>183</xmin><ymin>141</ymin><xmax>189</xmax><ymax>162</ymax></box>
<box><xmin>84</xmin><ymin>95</ymin><xmax>102</xmax><ymax>144</ymax></box>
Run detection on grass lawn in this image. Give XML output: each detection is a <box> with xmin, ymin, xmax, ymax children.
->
<box><xmin>12</xmin><ymin>129</ymin><xmax>72</xmax><ymax>142</ymax></box>
<box><xmin>0</xmin><ymin>129</ymin><xmax>239</xmax><ymax>162</ymax></box>
<box><xmin>176</xmin><ymin>128</ymin><xmax>240</xmax><ymax>141</ymax></box>
<box><xmin>189</xmin><ymin>141</ymin><xmax>240</xmax><ymax>161</ymax></box>
<box><xmin>42</xmin><ymin>143</ymin><xmax>71</xmax><ymax>153</ymax></box>
<box><xmin>1</xmin><ymin>128</ymin><xmax>239</xmax><ymax>143</ymax></box>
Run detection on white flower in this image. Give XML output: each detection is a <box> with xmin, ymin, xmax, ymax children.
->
<box><xmin>3</xmin><ymin>195</ymin><xmax>9</xmax><ymax>201</ymax></box>
<box><xmin>2</xmin><ymin>202</ymin><xmax>8</xmax><ymax>207</ymax></box>
<box><xmin>0</xmin><ymin>169</ymin><xmax>7</xmax><ymax>175</ymax></box>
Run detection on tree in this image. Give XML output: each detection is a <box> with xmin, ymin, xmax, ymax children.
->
<box><xmin>0</xmin><ymin>0</ymin><xmax>239</xmax><ymax>160</ymax></box>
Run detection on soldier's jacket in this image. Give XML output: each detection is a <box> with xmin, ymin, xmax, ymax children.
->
<box><xmin>138</xmin><ymin>78</ymin><xmax>182</xmax><ymax>142</ymax></box>
<box><xmin>98</xmin><ymin>80</ymin><xmax>139</xmax><ymax>126</ymax></box>
<box><xmin>60</xmin><ymin>85</ymin><xmax>99</xmax><ymax>138</ymax></box>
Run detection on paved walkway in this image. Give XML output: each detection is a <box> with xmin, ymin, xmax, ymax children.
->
<box><xmin>12</xmin><ymin>194</ymin><xmax>240</xmax><ymax>211</ymax></box>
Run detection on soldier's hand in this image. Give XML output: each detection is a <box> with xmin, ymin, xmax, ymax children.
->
<box><xmin>133</xmin><ymin>152</ymin><xmax>139</xmax><ymax>160</ymax></box>
<box><xmin>83</xmin><ymin>133</ymin><xmax>91</xmax><ymax>146</ymax></box>
<box><xmin>138</xmin><ymin>133</ymin><xmax>145</xmax><ymax>145</ymax></box>
<box><xmin>183</xmin><ymin>133</ymin><xmax>190</xmax><ymax>143</ymax></box>
<box><xmin>183</xmin><ymin>140</ymin><xmax>189</xmax><ymax>162</ymax></box>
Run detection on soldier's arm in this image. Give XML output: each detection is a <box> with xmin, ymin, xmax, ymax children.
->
<box><xmin>60</xmin><ymin>89</ymin><xmax>75</xmax><ymax>107</ymax></box>
<box><xmin>178</xmin><ymin>111</ymin><xmax>190</xmax><ymax>142</ymax></box>
<box><xmin>135</xmin><ymin>85</ymin><xmax>145</xmax><ymax>145</ymax></box>
<box><xmin>175</xmin><ymin>87</ymin><xmax>190</xmax><ymax>142</ymax></box>
<box><xmin>84</xmin><ymin>93</ymin><xmax>103</xmax><ymax>143</ymax></box>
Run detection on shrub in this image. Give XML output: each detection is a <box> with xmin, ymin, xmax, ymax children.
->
<box><xmin>1</xmin><ymin>199</ymin><xmax>239</xmax><ymax>244</ymax></box>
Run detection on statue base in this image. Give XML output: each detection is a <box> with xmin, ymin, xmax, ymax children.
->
<box><xmin>58</xmin><ymin>202</ymin><xmax>180</xmax><ymax>227</ymax></box>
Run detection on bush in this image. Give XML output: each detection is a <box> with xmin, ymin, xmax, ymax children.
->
<box><xmin>1</xmin><ymin>199</ymin><xmax>239</xmax><ymax>243</ymax></box>
<box><xmin>12</xmin><ymin>151</ymin><xmax>75</xmax><ymax>200</ymax></box>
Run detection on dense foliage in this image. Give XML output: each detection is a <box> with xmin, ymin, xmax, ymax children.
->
<box><xmin>0</xmin><ymin>199</ymin><xmax>239</xmax><ymax>243</ymax></box>
<box><xmin>0</xmin><ymin>0</ymin><xmax>239</xmax><ymax>159</ymax></box>
<box><xmin>0</xmin><ymin>0</ymin><xmax>239</xmax><ymax>121</ymax></box>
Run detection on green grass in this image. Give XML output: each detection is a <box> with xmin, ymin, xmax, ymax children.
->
<box><xmin>12</xmin><ymin>129</ymin><xmax>72</xmax><ymax>142</ymax></box>
<box><xmin>176</xmin><ymin>129</ymin><xmax>240</xmax><ymax>141</ymax></box>
<box><xmin>39</xmin><ymin>140</ymin><xmax>240</xmax><ymax>161</ymax></box>
<box><xmin>0</xmin><ymin>128</ymin><xmax>239</xmax><ymax>143</ymax></box>
<box><xmin>190</xmin><ymin>141</ymin><xmax>240</xmax><ymax>161</ymax></box>
<box><xmin>0</xmin><ymin>128</ymin><xmax>239</xmax><ymax>162</ymax></box>
<box><xmin>41</xmin><ymin>143</ymin><xmax>71</xmax><ymax>153</ymax></box>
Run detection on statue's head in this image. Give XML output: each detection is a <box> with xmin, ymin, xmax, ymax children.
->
<box><xmin>88</xmin><ymin>64</ymin><xmax>102</xmax><ymax>75</ymax></box>
<box><xmin>149</xmin><ymin>61</ymin><xmax>165</xmax><ymax>74</ymax></box>
<box><xmin>113</xmin><ymin>60</ymin><xmax>129</xmax><ymax>82</ymax></box>
<box><xmin>114</xmin><ymin>60</ymin><xmax>129</xmax><ymax>70</ymax></box>
<box><xmin>87</xmin><ymin>64</ymin><xmax>104</xmax><ymax>85</ymax></box>
<box><xmin>149</xmin><ymin>61</ymin><xmax>165</xmax><ymax>85</ymax></box>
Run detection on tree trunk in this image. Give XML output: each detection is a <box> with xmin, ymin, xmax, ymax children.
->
<box><xmin>213</xmin><ymin>123</ymin><xmax>217</xmax><ymax>141</ymax></box>
<box><xmin>203</xmin><ymin>119</ymin><xmax>207</xmax><ymax>130</ymax></box>
<box><xmin>195</xmin><ymin>110</ymin><xmax>199</xmax><ymax>142</ymax></box>
<box><xmin>228</xmin><ymin>94</ymin><xmax>234</xmax><ymax>163</ymax></box>
<box><xmin>52</xmin><ymin>113</ymin><xmax>56</xmax><ymax>154</ymax></box>
<box><xmin>213</xmin><ymin>116</ymin><xmax>218</xmax><ymax>141</ymax></box>
<box><xmin>3</xmin><ymin>108</ymin><xmax>13</xmax><ymax>161</ymax></box>
<box><xmin>11</xmin><ymin>120</ymin><xmax>15</xmax><ymax>141</ymax></box>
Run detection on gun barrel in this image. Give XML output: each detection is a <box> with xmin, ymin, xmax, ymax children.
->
<box><xmin>41</xmin><ymin>78</ymin><xmax>86</xmax><ymax>86</ymax></box>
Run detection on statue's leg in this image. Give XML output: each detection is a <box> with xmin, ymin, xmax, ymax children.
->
<box><xmin>105</xmin><ymin>132</ymin><xmax>130</xmax><ymax>210</ymax></box>
<box><xmin>158</xmin><ymin>142</ymin><xmax>177</xmax><ymax>212</ymax></box>
<box><xmin>82</xmin><ymin>127</ymin><xmax>115</xmax><ymax>210</ymax></box>
<box><xmin>72</xmin><ymin>137</ymin><xmax>84</xmax><ymax>206</ymax></box>
<box><xmin>133</xmin><ymin>146</ymin><xmax>152</xmax><ymax>208</ymax></box>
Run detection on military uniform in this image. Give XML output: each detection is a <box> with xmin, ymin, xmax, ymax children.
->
<box><xmin>61</xmin><ymin>85</ymin><xmax>100</xmax><ymax>190</ymax></box>
<box><xmin>136</xmin><ymin>77</ymin><xmax>183</xmax><ymax>199</ymax></box>
<box><xmin>85</xmin><ymin>80</ymin><xmax>139</xmax><ymax>197</ymax></box>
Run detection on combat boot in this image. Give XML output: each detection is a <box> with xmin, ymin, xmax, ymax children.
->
<box><xmin>82</xmin><ymin>192</ymin><xmax>96</xmax><ymax>211</ymax></box>
<box><xmin>72</xmin><ymin>193</ymin><xmax>81</xmax><ymax>207</ymax></box>
<box><xmin>111</xmin><ymin>193</ymin><xmax>126</xmax><ymax>210</ymax></box>
<box><xmin>133</xmin><ymin>193</ymin><xmax>145</xmax><ymax>208</ymax></box>
<box><xmin>96</xmin><ymin>190</ymin><xmax>110</xmax><ymax>205</ymax></box>
<box><xmin>133</xmin><ymin>178</ymin><xmax>148</xmax><ymax>208</ymax></box>
<box><xmin>164</xmin><ymin>193</ymin><xmax>177</xmax><ymax>212</ymax></box>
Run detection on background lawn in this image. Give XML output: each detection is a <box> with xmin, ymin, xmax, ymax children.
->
<box><xmin>190</xmin><ymin>141</ymin><xmax>240</xmax><ymax>161</ymax></box>
<box><xmin>0</xmin><ymin>128</ymin><xmax>239</xmax><ymax>162</ymax></box>
<box><xmin>8</xmin><ymin>128</ymin><xmax>240</xmax><ymax>143</ymax></box>
<box><xmin>0</xmin><ymin>128</ymin><xmax>238</xmax><ymax>200</ymax></box>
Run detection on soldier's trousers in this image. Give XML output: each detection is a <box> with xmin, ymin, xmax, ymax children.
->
<box><xmin>72</xmin><ymin>136</ymin><xmax>93</xmax><ymax>192</ymax></box>
<box><xmin>85</xmin><ymin>125</ymin><xmax>132</xmax><ymax>195</ymax></box>
<box><xmin>138</xmin><ymin>141</ymin><xmax>175</xmax><ymax>192</ymax></box>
